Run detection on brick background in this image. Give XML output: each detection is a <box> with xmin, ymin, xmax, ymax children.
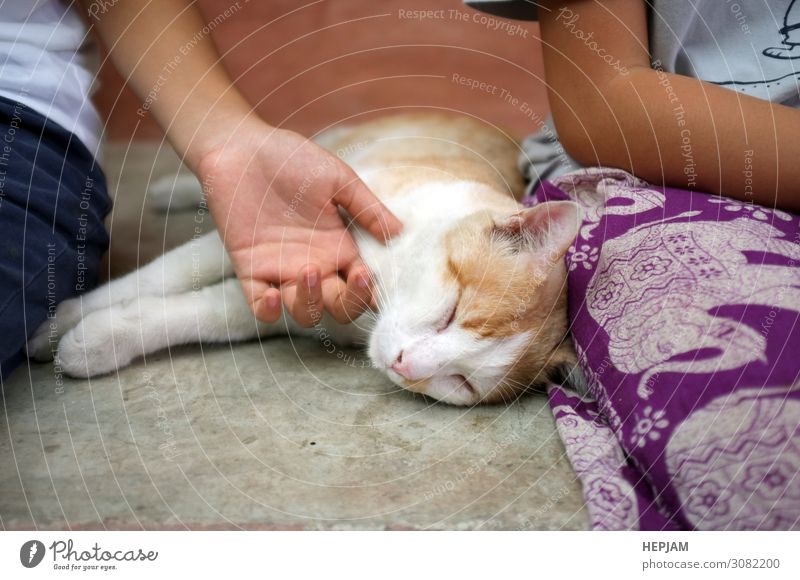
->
<box><xmin>95</xmin><ymin>0</ymin><xmax>548</xmax><ymax>141</ymax></box>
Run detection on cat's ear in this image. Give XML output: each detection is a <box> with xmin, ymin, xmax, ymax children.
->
<box><xmin>495</xmin><ymin>201</ymin><xmax>583</xmax><ymax>269</ymax></box>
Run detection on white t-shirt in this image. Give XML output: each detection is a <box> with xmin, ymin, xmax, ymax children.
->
<box><xmin>0</xmin><ymin>0</ymin><xmax>101</xmax><ymax>156</ymax></box>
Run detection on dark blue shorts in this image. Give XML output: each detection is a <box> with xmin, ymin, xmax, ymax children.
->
<box><xmin>0</xmin><ymin>95</ymin><xmax>111</xmax><ymax>380</ymax></box>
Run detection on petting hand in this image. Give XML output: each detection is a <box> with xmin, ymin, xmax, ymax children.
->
<box><xmin>196</xmin><ymin>118</ymin><xmax>402</xmax><ymax>326</ymax></box>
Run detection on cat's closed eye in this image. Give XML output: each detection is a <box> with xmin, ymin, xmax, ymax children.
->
<box><xmin>435</xmin><ymin>300</ymin><xmax>458</xmax><ymax>333</ymax></box>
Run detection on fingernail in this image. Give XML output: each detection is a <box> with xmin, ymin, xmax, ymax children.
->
<box><xmin>357</xmin><ymin>274</ymin><xmax>370</xmax><ymax>290</ymax></box>
<box><xmin>307</xmin><ymin>271</ymin><xmax>318</xmax><ymax>287</ymax></box>
<box><xmin>267</xmin><ymin>294</ymin><xmax>280</xmax><ymax>311</ymax></box>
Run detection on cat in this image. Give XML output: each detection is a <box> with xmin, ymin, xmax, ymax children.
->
<box><xmin>27</xmin><ymin>113</ymin><xmax>583</xmax><ymax>406</ymax></box>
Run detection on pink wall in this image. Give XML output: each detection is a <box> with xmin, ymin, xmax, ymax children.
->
<box><xmin>96</xmin><ymin>0</ymin><xmax>548</xmax><ymax>141</ymax></box>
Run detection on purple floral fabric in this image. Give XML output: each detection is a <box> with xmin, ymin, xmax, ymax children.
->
<box><xmin>523</xmin><ymin>168</ymin><xmax>800</xmax><ymax>530</ymax></box>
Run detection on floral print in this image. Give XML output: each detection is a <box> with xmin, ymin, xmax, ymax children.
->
<box><xmin>686</xmin><ymin>480</ymin><xmax>732</xmax><ymax>520</ymax></box>
<box><xmin>569</xmin><ymin>244</ymin><xmax>599</xmax><ymax>271</ymax></box>
<box><xmin>590</xmin><ymin>279</ymin><xmax>623</xmax><ymax>311</ymax></box>
<box><xmin>630</xmin><ymin>406</ymin><xmax>669</xmax><ymax>448</ymax></box>
<box><xmin>742</xmin><ymin>461</ymin><xmax>796</xmax><ymax>500</ymax></box>
<box><xmin>630</xmin><ymin>255</ymin><xmax>671</xmax><ymax>281</ymax></box>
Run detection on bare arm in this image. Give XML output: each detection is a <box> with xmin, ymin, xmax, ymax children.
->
<box><xmin>539</xmin><ymin>0</ymin><xmax>800</xmax><ymax>212</ymax></box>
<box><xmin>80</xmin><ymin>0</ymin><xmax>402</xmax><ymax>324</ymax></box>
<box><xmin>83</xmin><ymin>0</ymin><xmax>252</xmax><ymax>170</ymax></box>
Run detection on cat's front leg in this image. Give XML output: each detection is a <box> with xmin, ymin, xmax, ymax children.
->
<box><xmin>56</xmin><ymin>278</ymin><xmax>262</xmax><ymax>378</ymax></box>
<box><xmin>27</xmin><ymin>231</ymin><xmax>231</xmax><ymax>361</ymax></box>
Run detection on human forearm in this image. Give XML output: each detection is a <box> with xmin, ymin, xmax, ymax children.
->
<box><xmin>553</xmin><ymin>65</ymin><xmax>800</xmax><ymax>211</ymax></box>
<box><xmin>83</xmin><ymin>0</ymin><xmax>257</xmax><ymax>171</ymax></box>
<box><xmin>540</xmin><ymin>0</ymin><xmax>800</xmax><ymax>212</ymax></box>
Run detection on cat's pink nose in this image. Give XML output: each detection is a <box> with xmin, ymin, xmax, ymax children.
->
<box><xmin>390</xmin><ymin>351</ymin><xmax>413</xmax><ymax>380</ymax></box>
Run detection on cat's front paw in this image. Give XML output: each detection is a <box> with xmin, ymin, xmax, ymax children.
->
<box><xmin>26</xmin><ymin>297</ymin><xmax>86</xmax><ymax>361</ymax></box>
<box><xmin>56</xmin><ymin>309</ymin><xmax>142</xmax><ymax>378</ymax></box>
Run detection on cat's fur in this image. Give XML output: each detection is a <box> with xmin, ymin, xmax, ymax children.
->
<box><xmin>28</xmin><ymin>113</ymin><xmax>583</xmax><ymax>405</ymax></box>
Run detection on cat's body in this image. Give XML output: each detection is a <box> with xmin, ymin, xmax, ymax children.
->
<box><xmin>28</xmin><ymin>113</ymin><xmax>582</xmax><ymax>405</ymax></box>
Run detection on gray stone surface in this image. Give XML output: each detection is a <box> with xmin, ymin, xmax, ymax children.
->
<box><xmin>0</xmin><ymin>143</ymin><xmax>588</xmax><ymax>530</ymax></box>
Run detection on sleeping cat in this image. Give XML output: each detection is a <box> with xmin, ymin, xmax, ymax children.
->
<box><xmin>27</xmin><ymin>113</ymin><xmax>583</xmax><ymax>405</ymax></box>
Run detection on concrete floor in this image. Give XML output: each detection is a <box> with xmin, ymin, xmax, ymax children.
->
<box><xmin>0</xmin><ymin>143</ymin><xmax>588</xmax><ymax>530</ymax></box>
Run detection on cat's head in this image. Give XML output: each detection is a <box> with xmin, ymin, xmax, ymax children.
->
<box><xmin>368</xmin><ymin>200</ymin><xmax>582</xmax><ymax>405</ymax></box>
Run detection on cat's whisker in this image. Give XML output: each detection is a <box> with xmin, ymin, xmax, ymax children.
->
<box><xmin>350</xmin><ymin>294</ymin><xmax>375</xmax><ymax>311</ymax></box>
<box><xmin>368</xmin><ymin>278</ymin><xmax>391</xmax><ymax>310</ymax></box>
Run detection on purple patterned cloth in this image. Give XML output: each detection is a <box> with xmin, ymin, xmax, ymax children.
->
<box><xmin>523</xmin><ymin>168</ymin><xmax>800</xmax><ymax>530</ymax></box>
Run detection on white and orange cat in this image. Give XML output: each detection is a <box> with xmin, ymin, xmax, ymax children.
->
<box><xmin>27</xmin><ymin>113</ymin><xmax>583</xmax><ymax>405</ymax></box>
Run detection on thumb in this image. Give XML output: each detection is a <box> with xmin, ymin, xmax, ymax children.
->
<box><xmin>333</xmin><ymin>170</ymin><xmax>403</xmax><ymax>243</ymax></box>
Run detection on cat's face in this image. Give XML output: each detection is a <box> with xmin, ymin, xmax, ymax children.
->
<box><xmin>368</xmin><ymin>201</ymin><xmax>582</xmax><ymax>405</ymax></box>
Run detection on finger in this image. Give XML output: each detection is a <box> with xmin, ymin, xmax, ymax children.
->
<box><xmin>333</xmin><ymin>173</ymin><xmax>403</xmax><ymax>243</ymax></box>
<box><xmin>340</xmin><ymin>257</ymin><xmax>377</xmax><ymax>312</ymax></box>
<box><xmin>254</xmin><ymin>287</ymin><xmax>282</xmax><ymax>323</ymax></box>
<box><xmin>285</xmin><ymin>265</ymin><xmax>323</xmax><ymax>327</ymax></box>
<box><xmin>343</xmin><ymin>266</ymin><xmax>375</xmax><ymax>319</ymax></box>
<box><xmin>242</xmin><ymin>278</ymin><xmax>282</xmax><ymax>323</ymax></box>
<box><xmin>320</xmin><ymin>276</ymin><xmax>349</xmax><ymax>324</ymax></box>
<box><xmin>322</xmin><ymin>266</ymin><xmax>373</xmax><ymax>323</ymax></box>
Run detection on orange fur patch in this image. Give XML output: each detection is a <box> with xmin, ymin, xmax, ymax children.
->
<box><xmin>444</xmin><ymin>211</ymin><xmax>574</xmax><ymax>402</ymax></box>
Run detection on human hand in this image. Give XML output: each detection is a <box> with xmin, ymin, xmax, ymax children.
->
<box><xmin>196</xmin><ymin>118</ymin><xmax>402</xmax><ymax>325</ymax></box>
<box><xmin>87</xmin><ymin>0</ymin><xmax>401</xmax><ymax>324</ymax></box>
